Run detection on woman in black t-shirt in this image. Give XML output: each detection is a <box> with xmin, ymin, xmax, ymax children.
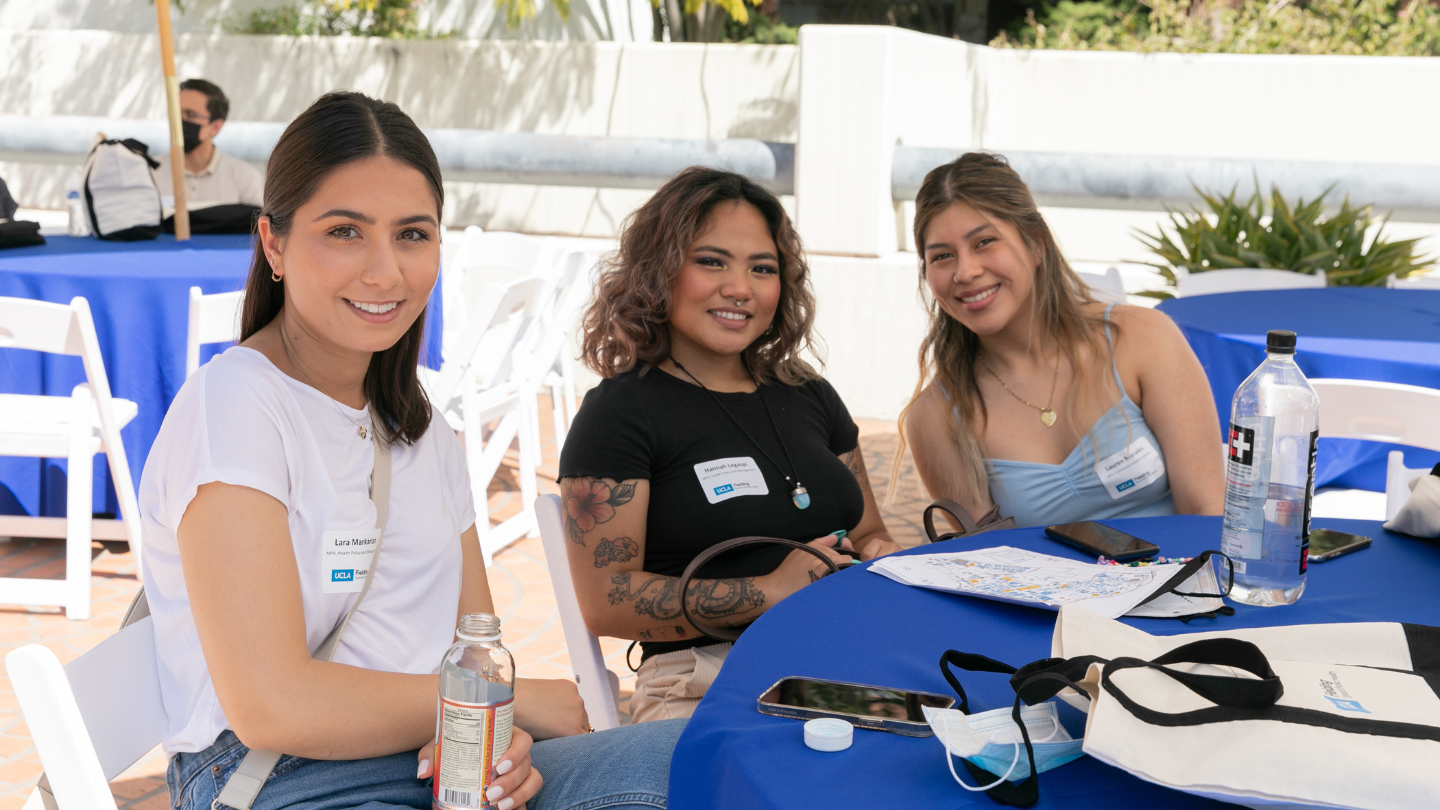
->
<box><xmin>559</xmin><ymin>167</ymin><xmax>901</xmax><ymax>723</ymax></box>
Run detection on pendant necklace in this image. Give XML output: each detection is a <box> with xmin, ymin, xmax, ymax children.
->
<box><xmin>981</xmin><ymin>352</ymin><xmax>1061</xmax><ymax>428</ymax></box>
<box><xmin>669</xmin><ymin>357</ymin><xmax>811</xmax><ymax>509</ymax></box>
<box><xmin>280</xmin><ymin>322</ymin><xmax>371</xmax><ymax>440</ymax></box>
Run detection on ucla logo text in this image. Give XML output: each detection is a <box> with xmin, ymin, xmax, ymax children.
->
<box><xmin>331</xmin><ymin>569</ymin><xmax>355</xmax><ymax>582</ymax></box>
<box><xmin>713</xmin><ymin>484</ymin><xmax>734</xmax><ymax>495</ymax></box>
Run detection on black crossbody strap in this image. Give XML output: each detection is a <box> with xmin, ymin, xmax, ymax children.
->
<box><xmin>675</xmin><ymin>536</ymin><xmax>842</xmax><ymax>642</ymax></box>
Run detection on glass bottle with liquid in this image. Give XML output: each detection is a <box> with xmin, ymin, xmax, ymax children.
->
<box><xmin>433</xmin><ymin>613</ymin><xmax>515</xmax><ymax>810</ymax></box>
<box><xmin>1220</xmin><ymin>330</ymin><xmax>1320</xmax><ymax>607</ymax></box>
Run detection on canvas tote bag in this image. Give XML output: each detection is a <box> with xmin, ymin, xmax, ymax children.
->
<box><xmin>1045</xmin><ymin>605</ymin><xmax>1440</xmax><ymax>809</ymax></box>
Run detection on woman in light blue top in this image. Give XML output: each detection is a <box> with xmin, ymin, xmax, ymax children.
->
<box><xmin>898</xmin><ymin>154</ymin><xmax>1224</xmax><ymax>529</ymax></box>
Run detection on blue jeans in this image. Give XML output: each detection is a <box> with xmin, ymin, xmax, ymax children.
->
<box><xmin>169</xmin><ymin>720</ymin><xmax>687</xmax><ymax>810</ymax></box>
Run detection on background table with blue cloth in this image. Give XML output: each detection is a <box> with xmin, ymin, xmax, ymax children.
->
<box><xmin>1157</xmin><ymin>288</ymin><xmax>1440</xmax><ymax>492</ymax></box>
<box><xmin>0</xmin><ymin>235</ymin><xmax>443</xmax><ymax>519</ymax></box>
<box><xmin>668</xmin><ymin>515</ymin><xmax>1440</xmax><ymax>809</ymax></box>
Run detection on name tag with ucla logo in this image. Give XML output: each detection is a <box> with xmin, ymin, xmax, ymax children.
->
<box><xmin>322</xmin><ymin>528</ymin><xmax>381</xmax><ymax>593</ymax></box>
<box><xmin>1096</xmin><ymin>437</ymin><xmax>1165</xmax><ymax>500</ymax></box>
<box><xmin>694</xmin><ymin>457</ymin><xmax>769</xmax><ymax>505</ymax></box>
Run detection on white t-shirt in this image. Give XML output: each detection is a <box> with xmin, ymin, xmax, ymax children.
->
<box><xmin>139</xmin><ymin>347</ymin><xmax>476</xmax><ymax>754</ymax></box>
<box><xmin>151</xmin><ymin>146</ymin><xmax>264</xmax><ymax>208</ymax></box>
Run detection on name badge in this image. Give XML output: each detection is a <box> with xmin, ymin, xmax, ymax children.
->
<box><xmin>1095</xmin><ymin>436</ymin><xmax>1165</xmax><ymax>500</ymax></box>
<box><xmin>694</xmin><ymin>456</ymin><xmax>769</xmax><ymax>505</ymax></box>
<box><xmin>322</xmin><ymin>528</ymin><xmax>381</xmax><ymax>593</ymax></box>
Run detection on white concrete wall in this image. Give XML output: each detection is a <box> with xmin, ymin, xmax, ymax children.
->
<box><xmin>0</xmin><ymin>30</ymin><xmax>800</xmax><ymax>233</ymax></box>
<box><xmin>0</xmin><ymin>0</ymin><xmax>655</xmax><ymax>41</ymax></box>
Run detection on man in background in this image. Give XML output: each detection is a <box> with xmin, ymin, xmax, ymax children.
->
<box><xmin>151</xmin><ymin>79</ymin><xmax>264</xmax><ymax>208</ymax></box>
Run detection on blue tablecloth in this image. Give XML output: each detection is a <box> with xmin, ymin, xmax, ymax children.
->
<box><xmin>0</xmin><ymin>235</ymin><xmax>443</xmax><ymax>518</ymax></box>
<box><xmin>668</xmin><ymin>516</ymin><xmax>1440</xmax><ymax>809</ymax></box>
<box><xmin>1157</xmin><ymin>288</ymin><xmax>1440</xmax><ymax>491</ymax></box>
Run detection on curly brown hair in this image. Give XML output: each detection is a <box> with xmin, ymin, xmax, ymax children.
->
<box><xmin>580</xmin><ymin>167</ymin><xmax>820</xmax><ymax>385</ymax></box>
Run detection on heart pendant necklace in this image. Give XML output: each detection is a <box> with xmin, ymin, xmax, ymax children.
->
<box><xmin>981</xmin><ymin>352</ymin><xmax>1061</xmax><ymax>429</ymax></box>
<box><xmin>670</xmin><ymin>357</ymin><xmax>812</xmax><ymax>509</ymax></box>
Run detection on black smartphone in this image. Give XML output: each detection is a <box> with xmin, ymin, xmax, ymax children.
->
<box><xmin>756</xmin><ymin>677</ymin><xmax>955</xmax><ymax>737</ymax></box>
<box><xmin>1045</xmin><ymin>521</ymin><xmax>1160</xmax><ymax>561</ymax></box>
<box><xmin>1308</xmin><ymin>529</ymin><xmax>1371</xmax><ymax>562</ymax></box>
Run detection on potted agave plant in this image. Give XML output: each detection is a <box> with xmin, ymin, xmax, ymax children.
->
<box><xmin>1135</xmin><ymin>185</ymin><xmax>1434</xmax><ymax>298</ymax></box>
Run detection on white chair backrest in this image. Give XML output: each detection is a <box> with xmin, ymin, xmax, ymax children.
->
<box><xmin>0</xmin><ymin>296</ymin><xmax>139</xmax><ymax>546</ymax></box>
<box><xmin>432</xmin><ymin>277</ymin><xmax>550</xmax><ymax>407</ymax></box>
<box><xmin>1077</xmin><ymin>266</ymin><xmax>1126</xmax><ymax>304</ymax></box>
<box><xmin>186</xmin><ymin>287</ymin><xmax>245</xmax><ymax>378</ymax></box>
<box><xmin>1311</xmin><ymin>379</ymin><xmax>1440</xmax><ymax>453</ymax></box>
<box><xmin>5</xmin><ymin>616</ymin><xmax>165</xmax><ymax>810</ymax></box>
<box><xmin>534</xmin><ymin>494</ymin><xmax>620</xmax><ymax>731</ymax></box>
<box><xmin>1387</xmin><ymin>273</ymin><xmax>1440</xmax><ymax>290</ymax></box>
<box><xmin>1174</xmin><ymin>266</ymin><xmax>1326</xmax><ymax>296</ymax></box>
<box><xmin>455</xmin><ymin>231</ymin><xmax>551</xmax><ymax>312</ymax></box>
<box><xmin>1385</xmin><ymin>450</ymin><xmax>1430</xmax><ymax>522</ymax></box>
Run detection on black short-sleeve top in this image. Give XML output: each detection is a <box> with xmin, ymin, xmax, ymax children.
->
<box><xmin>558</xmin><ymin>366</ymin><xmax>864</xmax><ymax>657</ymax></box>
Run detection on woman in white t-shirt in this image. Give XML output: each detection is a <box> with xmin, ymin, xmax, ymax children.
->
<box><xmin>140</xmin><ymin>92</ymin><xmax>685</xmax><ymax>810</ymax></box>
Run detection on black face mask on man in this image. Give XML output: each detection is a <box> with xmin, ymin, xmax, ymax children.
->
<box><xmin>182</xmin><ymin>120</ymin><xmax>203</xmax><ymax>154</ymax></box>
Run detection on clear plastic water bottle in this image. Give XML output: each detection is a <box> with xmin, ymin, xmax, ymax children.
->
<box><xmin>434</xmin><ymin>613</ymin><xmax>515</xmax><ymax>810</ymax></box>
<box><xmin>65</xmin><ymin>168</ymin><xmax>91</xmax><ymax>237</ymax></box>
<box><xmin>1221</xmin><ymin>330</ymin><xmax>1320</xmax><ymax>607</ymax></box>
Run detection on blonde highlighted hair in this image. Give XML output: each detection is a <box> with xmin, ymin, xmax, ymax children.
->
<box><xmin>892</xmin><ymin>153</ymin><xmax>1120</xmax><ymax>506</ymax></box>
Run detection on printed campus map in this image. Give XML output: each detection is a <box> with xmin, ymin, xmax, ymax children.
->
<box><xmin>868</xmin><ymin>546</ymin><xmax>1217</xmax><ymax>619</ymax></box>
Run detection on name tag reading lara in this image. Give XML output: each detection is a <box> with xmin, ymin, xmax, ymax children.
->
<box><xmin>322</xmin><ymin>528</ymin><xmax>381</xmax><ymax>593</ymax></box>
<box><xmin>694</xmin><ymin>457</ymin><xmax>769</xmax><ymax>504</ymax></box>
<box><xmin>1096</xmin><ymin>437</ymin><xmax>1165</xmax><ymax>500</ymax></box>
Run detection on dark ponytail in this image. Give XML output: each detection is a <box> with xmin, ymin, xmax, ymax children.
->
<box><xmin>241</xmin><ymin>91</ymin><xmax>442</xmax><ymax>444</ymax></box>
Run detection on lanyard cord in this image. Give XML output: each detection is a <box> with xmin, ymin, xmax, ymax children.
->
<box><xmin>668</xmin><ymin>357</ymin><xmax>804</xmax><ymax>494</ymax></box>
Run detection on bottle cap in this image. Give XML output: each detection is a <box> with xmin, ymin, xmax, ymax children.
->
<box><xmin>1266</xmin><ymin>330</ymin><xmax>1297</xmax><ymax>355</ymax></box>
<box><xmin>803</xmin><ymin>718</ymin><xmax>854</xmax><ymax>752</ymax></box>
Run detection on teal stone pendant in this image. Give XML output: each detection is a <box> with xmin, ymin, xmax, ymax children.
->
<box><xmin>791</xmin><ymin>485</ymin><xmax>811</xmax><ymax>510</ymax></box>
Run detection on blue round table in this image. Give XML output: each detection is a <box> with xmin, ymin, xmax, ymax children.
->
<box><xmin>1157</xmin><ymin>288</ymin><xmax>1440</xmax><ymax>492</ymax></box>
<box><xmin>667</xmin><ymin>516</ymin><xmax>1440</xmax><ymax>809</ymax></box>
<box><xmin>0</xmin><ymin>235</ymin><xmax>443</xmax><ymax>518</ymax></box>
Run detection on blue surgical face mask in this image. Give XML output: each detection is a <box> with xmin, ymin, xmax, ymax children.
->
<box><xmin>923</xmin><ymin>702</ymin><xmax>1086</xmax><ymax>790</ymax></box>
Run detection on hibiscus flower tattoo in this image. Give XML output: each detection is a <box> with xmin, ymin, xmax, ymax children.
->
<box><xmin>564</xmin><ymin>478</ymin><xmax>637</xmax><ymax>544</ymax></box>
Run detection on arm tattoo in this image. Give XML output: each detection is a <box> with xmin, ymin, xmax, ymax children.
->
<box><xmin>607</xmin><ymin>572</ymin><xmax>767</xmax><ymax>627</ymax></box>
<box><xmin>562</xmin><ymin>477</ymin><xmax>637</xmax><ymax>544</ymax></box>
<box><xmin>842</xmin><ymin>448</ymin><xmax>869</xmax><ymax>486</ymax></box>
<box><xmin>593</xmin><ymin>536</ymin><xmax>640</xmax><ymax>568</ymax></box>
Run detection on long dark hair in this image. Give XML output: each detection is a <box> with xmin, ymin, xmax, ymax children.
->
<box><xmin>580</xmin><ymin>166</ymin><xmax>819</xmax><ymax>385</ymax></box>
<box><xmin>241</xmin><ymin>91</ymin><xmax>442</xmax><ymax>444</ymax></box>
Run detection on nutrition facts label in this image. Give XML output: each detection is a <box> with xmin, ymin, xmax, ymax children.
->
<box><xmin>435</xmin><ymin>696</ymin><xmax>514</xmax><ymax>809</ymax></box>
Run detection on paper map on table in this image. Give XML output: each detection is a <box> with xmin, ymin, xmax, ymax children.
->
<box><xmin>868</xmin><ymin>546</ymin><xmax>1225</xmax><ymax>619</ymax></box>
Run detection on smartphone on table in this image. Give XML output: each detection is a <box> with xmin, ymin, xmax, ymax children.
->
<box><xmin>1045</xmin><ymin>521</ymin><xmax>1159</xmax><ymax>562</ymax></box>
<box><xmin>756</xmin><ymin>676</ymin><xmax>955</xmax><ymax>737</ymax></box>
<box><xmin>1308</xmin><ymin>529</ymin><xmax>1371</xmax><ymax>562</ymax></box>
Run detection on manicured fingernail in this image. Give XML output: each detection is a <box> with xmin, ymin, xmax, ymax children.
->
<box><xmin>416</xmin><ymin>759</ymin><xmax>429</xmax><ymax>778</ymax></box>
<box><xmin>497</xmin><ymin>799</ymin><xmax>515</xmax><ymax>810</ymax></box>
<box><xmin>496</xmin><ymin>758</ymin><xmax>514</xmax><ymax>775</ymax></box>
<box><xmin>486</xmin><ymin>785</ymin><xmax>506</xmax><ymax>801</ymax></box>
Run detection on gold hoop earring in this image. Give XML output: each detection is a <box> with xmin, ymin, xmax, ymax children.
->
<box><xmin>271</xmin><ymin>271</ymin><xmax>282</xmax><ymax>283</ymax></box>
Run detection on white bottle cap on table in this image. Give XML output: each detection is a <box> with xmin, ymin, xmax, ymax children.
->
<box><xmin>804</xmin><ymin>718</ymin><xmax>854</xmax><ymax>752</ymax></box>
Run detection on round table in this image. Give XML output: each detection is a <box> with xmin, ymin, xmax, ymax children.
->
<box><xmin>1157</xmin><ymin>288</ymin><xmax>1440</xmax><ymax>492</ymax></box>
<box><xmin>0</xmin><ymin>235</ymin><xmax>443</xmax><ymax>518</ymax></box>
<box><xmin>667</xmin><ymin>515</ymin><xmax>1440</xmax><ymax>809</ymax></box>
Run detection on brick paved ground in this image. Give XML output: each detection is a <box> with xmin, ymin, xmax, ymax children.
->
<box><xmin>0</xmin><ymin>399</ymin><xmax>923</xmax><ymax>809</ymax></box>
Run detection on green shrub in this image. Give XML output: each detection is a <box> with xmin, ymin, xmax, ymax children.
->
<box><xmin>1136</xmin><ymin>185</ymin><xmax>1433</xmax><ymax>296</ymax></box>
<box><xmin>994</xmin><ymin>0</ymin><xmax>1440</xmax><ymax>56</ymax></box>
<box><xmin>226</xmin><ymin>0</ymin><xmax>442</xmax><ymax>38</ymax></box>
<box><xmin>724</xmin><ymin>14</ymin><xmax>800</xmax><ymax>43</ymax></box>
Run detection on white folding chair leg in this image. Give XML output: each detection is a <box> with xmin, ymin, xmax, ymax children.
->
<box><xmin>517</xmin><ymin>400</ymin><xmax>539</xmax><ymax>540</ymax></box>
<box><xmin>66</xmin><ymin>386</ymin><xmax>93</xmax><ymax>621</ymax></box>
<box><xmin>561</xmin><ymin>354</ymin><xmax>579</xmax><ymax>429</ymax></box>
<box><xmin>462</xmin><ymin>385</ymin><xmax>494</xmax><ymax>567</ymax></box>
<box><xmin>550</xmin><ymin>382</ymin><xmax>568</xmax><ymax>455</ymax></box>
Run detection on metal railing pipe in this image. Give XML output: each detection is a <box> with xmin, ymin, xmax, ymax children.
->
<box><xmin>893</xmin><ymin>147</ymin><xmax>1440</xmax><ymax>214</ymax></box>
<box><xmin>0</xmin><ymin>115</ymin><xmax>795</xmax><ymax>196</ymax></box>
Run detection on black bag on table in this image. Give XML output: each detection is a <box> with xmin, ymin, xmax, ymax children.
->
<box><xmin>163</xmin><ymin>203</ymin><xmax>260</xmax><ymax>235</ymax></box>
<box><xmin>0</xmin><ymin>220</ymin><xmax>44</xmax><ymax>249</ymax></box>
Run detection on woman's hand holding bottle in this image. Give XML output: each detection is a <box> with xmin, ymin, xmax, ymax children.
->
<box><xmin>418</xmin><ymin>727</ymin><xmax>542</xmax><ymax>810</ymax></box>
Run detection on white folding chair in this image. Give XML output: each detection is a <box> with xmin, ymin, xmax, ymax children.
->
<box><xmin>185</xmin><ymin>287</ymin><xmax>245</xmax><ymax>378</ymax></box>
<box><xmin>6</xmin><ymin>612</ymin><xmax>164</xmax><ymax>810</ymax></box>
<box><xmin>537</xmin><ymin>252</ymin><xmax>594</xmax><ymax>455</ymax></box>
<box><xmin>1076</xmin><ymin>266</ymin><xmax>1126</xmax><ymax>304</ymax></box>
<box><xmin>1386</xmin><ymin>273</ymin><xmax>1440</xmax><ymax>290</ymax></box>
<box><xmin>1309</xmin><ymin>379</ymin><xmax>1440</xmax><ymax>521</ymax></box>
<box><xmin>0</xmin><ymin>296</ymin><xmax>141</xmax><ymax>620</ymax></box>
<box><xmin>1173</xmin><ymin>266</ymin><xmax>1326</xmax><ymax>296</ymax></box>
<box><xmin>426</xmin><ymin>278</ymin><xmax>552</xmax><ymax>565</ymax></box>
<box><xmin>534</xmin><ymin>494</ymin><xmax>621</xmax><ymax>731</ymax></box>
